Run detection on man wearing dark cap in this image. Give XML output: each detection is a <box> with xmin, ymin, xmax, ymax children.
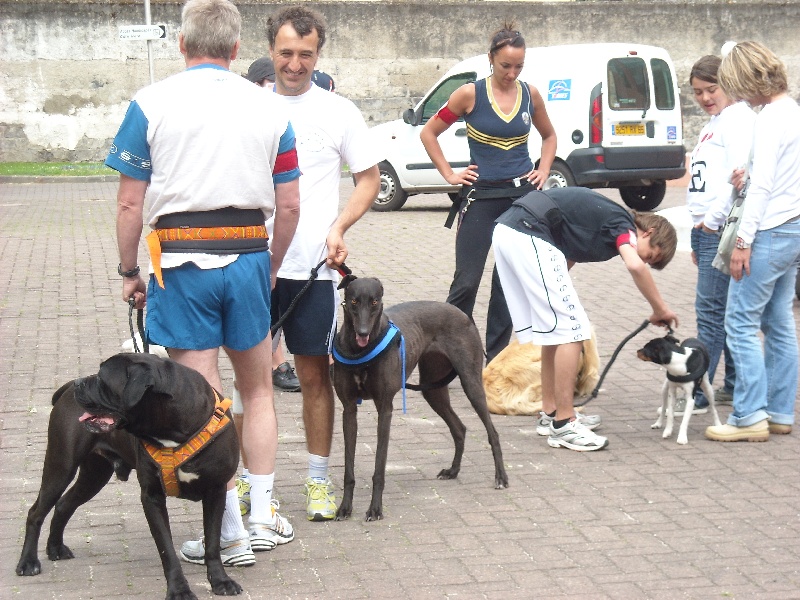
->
<box><xmin>312</xmin><ymin>69</ymin><xmax>335</xmax><ymax>92</ymax></box>
<box><xmin>245</xmin><ymin>56</ymin><xmax>275</xmax><ymax>86</ymax></box>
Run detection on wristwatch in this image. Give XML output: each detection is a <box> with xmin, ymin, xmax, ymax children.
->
<box><xmin>118</xmin><ymin>263</ymin><xmax>141</xmax><ymax>278</ymax></box>
<box><xmin>735</xmin><ymin>237</ymin><xmax>751</xmax><ymax>250</ymax></box>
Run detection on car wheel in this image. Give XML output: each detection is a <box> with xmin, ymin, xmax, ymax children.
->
<box><xmin>619</xmin><ymin>181</ymin><xmax>667</xmax><ymax>211</ymax></box>
<box><xmin>372</xmin><ymin>162</ymin><xmax>408</xmax><ymax>212</ymax></box>
<box><xmin>542</xmin><ymin>161</ymin><xmax>575</xmax><ymax>189</ymax></box>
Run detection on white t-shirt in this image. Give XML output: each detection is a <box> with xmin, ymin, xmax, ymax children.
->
<box><xmin>267</xmin><ymin>84</ymin><xmax>379</xmax><ymax>281</ymax></box>
<box><xmin>739</xmin><ymin>96</ymin><xmax>800</xmax><ymax>243</ymax></box>
<box><xmin>686</xmin><ymin>101</ymin><xmax>755</xmax><ymax>229</ymax></box>
<box><xmin>106</xmin><ymin>65</ymin><xmax>298</xmax><ymax>270</ymax></box>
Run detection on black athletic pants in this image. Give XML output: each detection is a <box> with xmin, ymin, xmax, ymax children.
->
<box><xmin>446</xmin><ymin>196</ymin><xmax>514</xmax><ymax>363</ymax></box>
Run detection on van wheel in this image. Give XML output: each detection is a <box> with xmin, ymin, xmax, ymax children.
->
<box><xmin>542</xmin><ymin>161</ymin><xmax>575</xmax><ymax>189</ymax></box>
<box><xmin>373</xmin><ymin>162</ymin><xmax>408</xmax><ymax>212</ymax></box>
<box><xmin>619</xmin><ymin>181</ymin><xmax>666</xmax><ymax>211</ymax></box>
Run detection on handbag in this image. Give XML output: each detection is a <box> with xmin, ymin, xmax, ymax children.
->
<box><xmin>711</xmin><ymin>180</ymin><xmax>748</xmax><ymax>275</ymax></box>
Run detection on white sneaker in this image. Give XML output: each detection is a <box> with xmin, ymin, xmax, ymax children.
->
<box><xmin>249</xmin><ymin>500</ymin><xmax>294</xmax><ymax>551</ymax></box>
<box><xmin>179</xmin><ymin>535</ymin><xmax>255</xmax><ymax>567</ymax></box>
<box><xmin>536</xmin><ymin>411</ymin><xmax>602</xmax><ymax>436</ymax></box>
<box><xmin>547</xmin><ymin>419</ymin><xmax>609</xmax><ymax>452</ymax></box>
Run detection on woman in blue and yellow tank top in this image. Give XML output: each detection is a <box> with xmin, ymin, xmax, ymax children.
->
<box><xmin>421</xmin><ymin>23</ymin><xmax>557</xmax><ymax>362</ymax></box>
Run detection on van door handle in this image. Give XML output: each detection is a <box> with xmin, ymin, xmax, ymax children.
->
<box><xmin>455</xmin><ymin>128</ymin><xmax>467</xmax><ymax>137</ymax></box>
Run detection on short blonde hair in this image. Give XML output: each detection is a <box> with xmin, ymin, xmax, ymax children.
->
<box><xmin>181</xmin><ymin>0</ymin><xmax>241</xmax><ymax>60</ymax></box>
<box><xmin>718</xmin><ymin>41</ymin><xmax>788</xmax><ymax>102</ymax></box>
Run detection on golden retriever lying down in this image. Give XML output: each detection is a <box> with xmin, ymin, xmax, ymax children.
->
<box><xmin>482</xmin><ymin>333</ymin><xmax>600</xmax><ymax>416</ymax></box>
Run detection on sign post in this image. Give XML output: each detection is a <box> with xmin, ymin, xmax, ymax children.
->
<box><xmin>118</xmin><ymin>0</ymin><xmax>166</xmax><ymax>84</ymax></box>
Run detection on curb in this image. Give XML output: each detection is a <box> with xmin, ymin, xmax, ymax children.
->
<box><xmin>0</xmin><ymin>175</ymin><xmax>119</xmax><ymax>184</ymax></box>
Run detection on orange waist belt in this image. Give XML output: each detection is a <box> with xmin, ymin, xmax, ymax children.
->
<box><xmin>142</xmin><ymin>392</ymin><xmax>232</xmax><ymax>497</ymax></box>
<box><xmin>145</xmin><ymin>225</ymin><xmax>268</xmax><ymax>288</ymax></box>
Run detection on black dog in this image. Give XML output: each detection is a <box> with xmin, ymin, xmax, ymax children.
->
<box><xmin>332</xmin><ymin>277</ymin><xmax>508</xmax><ymax>521</ymax></box>
<box><xmin>16</xmin><ymin>353</ymin><xmax>242</xmax><ymax>600</ymax></box>
<box><xmin>637</xmin><ymin>335</ymin><xmax>721</xmax><ymax>445</ymax></box>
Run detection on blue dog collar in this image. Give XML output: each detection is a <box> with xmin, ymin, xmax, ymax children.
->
<box><xmin>333</xmin><ymin>321</ymin><xmax>400</xmax><ymax>365</ymax></box>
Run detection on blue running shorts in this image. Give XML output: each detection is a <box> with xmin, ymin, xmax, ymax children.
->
<box><xmin>146</xmin><ymin>252</ymin><xmax>271</xmax><ymax>352</ymax></box>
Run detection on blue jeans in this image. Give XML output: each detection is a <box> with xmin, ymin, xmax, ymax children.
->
<box><xmin>724</xmin><ymin>219</ymin><xmax>800</xmax><ymax>427</ymax></box>
<box><xmin>691</xmin><ymin>227</ymin><xmax>735</xmax><ymax>407</ymax></box>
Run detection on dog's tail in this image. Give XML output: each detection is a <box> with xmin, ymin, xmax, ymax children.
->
<box><xmin>406</xmin><ymin>369</ymin><xmax>458</xmax><ymax>392</ymax></box>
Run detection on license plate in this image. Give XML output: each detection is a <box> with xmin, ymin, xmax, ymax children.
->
<box><xmin>614</xmin><ymin>123</ymin><xmax>645</xmax><ymax>136</ymax></box>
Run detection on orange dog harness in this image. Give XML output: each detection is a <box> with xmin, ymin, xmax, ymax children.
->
<box><xmin>142</xmin><ymin>392</ymin><xmax>232</xmax><ymax>497</ymax></box>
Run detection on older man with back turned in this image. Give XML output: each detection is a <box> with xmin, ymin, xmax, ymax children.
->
<box><xmin>105</xmin><ymin>0</ymin><xmax>300</xmax><ymax>566</ymax></box>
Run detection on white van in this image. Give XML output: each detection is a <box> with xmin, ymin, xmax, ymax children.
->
<box><xmin>371</xmin><ymin>43</ymin><xmax>685</xmax><ymax>211</ymax></box>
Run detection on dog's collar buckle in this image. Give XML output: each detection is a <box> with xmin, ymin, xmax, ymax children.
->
<box><xmin>141</xmin><ymin>391</ymin><xmax>233</xmax><ymax>497</ymax></box>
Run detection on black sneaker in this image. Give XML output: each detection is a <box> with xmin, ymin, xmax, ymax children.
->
<box><xmin>273</xmin><ymin>361</ymin><xmax>301</xmax><ymax>392</ymax></box>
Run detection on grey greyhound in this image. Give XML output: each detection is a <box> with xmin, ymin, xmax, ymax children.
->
<box><xmin>332</xmin><ymin>277</ymin><xmax>508</xmax><ymax>521</ymax></box>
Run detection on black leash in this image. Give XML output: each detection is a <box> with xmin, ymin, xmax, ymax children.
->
<box><xmin>127</xmin><ymin>297</ymin><xmax>149</xmax><ymax>354</ymax></box>
<box><xmin>575</xmin><ymin>319</ymin><xmax>650</xmax><ymax>407</ymax></box>
<box><xmin>270</xmin><ymin>260</ymin><xmax>352</xmax><ymax>336</ymax></box>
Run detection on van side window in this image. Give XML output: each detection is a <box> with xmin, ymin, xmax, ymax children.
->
<box><xmin>607</xmin><ymin>57</ymin><xmax>649</xmax><ymax>111</ymax></box>
<box><xmin>421</xmin><ymin>72</ymin><xmax>477</xmax><ymax>123</ymax></box>
<box><xmin>650</xmin><ymin>58</ymin><xmax>676</xmax><ymax>110</ymax></box>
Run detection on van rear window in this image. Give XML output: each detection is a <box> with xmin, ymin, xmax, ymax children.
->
<box><xmin>421</xmin><ymin>72</ymin><xmax>477</xmax><ymax>123</ymax></box>
<box><xmin>607</xmin><ymin>57</ymin><xmax>649</xmax><ymax>111</ymax></box>
<box><xmin>650</xmin><ymin>58</ymin><xmax>676</xmax><ymax>110</ymax></box>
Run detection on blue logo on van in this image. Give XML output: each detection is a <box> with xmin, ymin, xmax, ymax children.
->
<box><xmin>548</xmin><ymin>80</ymin><xmax>571</xmax><ymax>101</ymax></box>
<box><xmin>667</xmin><ymin>126</ymin><xmax>677</xmax><ymax>141</ymax></box>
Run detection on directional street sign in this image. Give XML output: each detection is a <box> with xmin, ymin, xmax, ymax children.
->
<box><xmin>119</xmin><ymin>24</ymin><xmax>167</xmax><ymax>41</ymax></box>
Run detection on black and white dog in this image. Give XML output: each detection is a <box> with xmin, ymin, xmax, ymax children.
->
<box><xmin>637</xmin><ymin>335</ymin><xmax>721</xmax><ymax>445</ymax></box>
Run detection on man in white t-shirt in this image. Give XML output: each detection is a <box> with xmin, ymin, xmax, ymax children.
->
<box><xmin>266</xmin><ymin>5</ymin><xmax>380</xmax><ymax>522</ymax></box>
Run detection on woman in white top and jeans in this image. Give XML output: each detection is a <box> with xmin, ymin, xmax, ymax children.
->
<box><xmin>685</xmin><ymin>54</ymin><xmax>756</xmax><ymax>411</ymax></box>
<box><xmin>705</xmin><ymin>41</ymin><xmax>800</xmax><ymax>442</ymax></box>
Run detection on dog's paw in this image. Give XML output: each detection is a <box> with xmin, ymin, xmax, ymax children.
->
<box><xmin>211</xmin><ymin>576</ymin><xmax>242</xmax><ymax>596</ymax></box>
<box><xmin>495</xmin><ymin>472</ymin><xmax>509</xmax><ymax>489</ymax></box>
<box><xmin>676</xmin><ymin>435</ymin><xmax>689</xmax><ymax>445</ymax></box>
<box><xmin>651</xmin><ymin>421</ymin><xmax>662</xmax><ymax>430</ymax></box>
<box><xmin>46</xmin><ymin>543</ymin><xmax>74</xmax><ymax>562</ymax></box>
<box><xmin>334</xmin><ymin>505</ymin><xmax>352</xmax><ymax>521</ymax></box>
<box><xmin>436</xmin><ymin>467</ymin><xmax>459</xmax><ymax>480</ymax></box>
<box><xmin>365</xmin><ymin>506</ymin><xmax>384</xmax><ymax>522</ymax></box>
<box><xmin>165</xmin><ymin>585</ymin><xmax>198</xmax><ymax>600</ymax></box>
<box><xmin>662</xmin><ymin>428</ymin><xmax>673</xmax><ymax>439</ymax></box>
<box><xmin>15</xmin><ymin>557</ymin><xmax>42</xmax><ymax>576</ymax></box>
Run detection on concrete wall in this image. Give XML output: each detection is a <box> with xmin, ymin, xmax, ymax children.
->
<box><xmin>1</xmin><ymin>1</ymin><xmax>799</xmax><ymax>162</ymax></box>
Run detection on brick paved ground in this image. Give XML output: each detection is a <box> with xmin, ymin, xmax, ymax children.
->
<box><xmin>2</xmin><ymin>180</ymin><xmax>799</xmax><ymax>599</ymax></box>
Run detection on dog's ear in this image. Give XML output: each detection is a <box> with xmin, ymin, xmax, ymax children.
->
<box><xmin>337</xmin><ymin>273</ymin><xmax>357</xmax><ymax>290</ymax></box>
<box><xmin>664</xmin><ymin>334</ymin><xmax>680</xmax><ymax>345</ymax></box>
<box><xmin>120</xmin><ymin>362</ymin><xmax>156</xmax><ymax>411</ymax></box>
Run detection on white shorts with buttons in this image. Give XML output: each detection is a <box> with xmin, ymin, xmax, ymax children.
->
<box><xmin>493</xmin><ymin>223</ymin><xmax>591</xmax><ymax>346</ymax></box>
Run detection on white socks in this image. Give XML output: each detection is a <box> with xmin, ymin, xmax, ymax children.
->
<box><xmin>308</xmin><ymin>453</ymin><xmax>329</xmax><ymax>482</ymax></box>
<box><xmin>221</xmin><ymin>487</ymin><xmax>247</xmax><ymax>541</ymax></box>
<box><xmin>249</xmin><ymin>473</ymin><xmax>275</xmax><ymax>525</ymax></box>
